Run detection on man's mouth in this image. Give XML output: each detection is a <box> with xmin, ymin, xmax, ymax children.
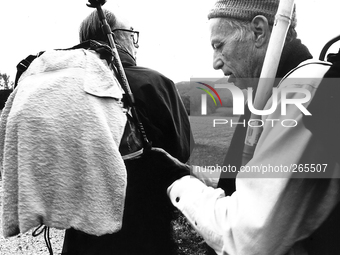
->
<box><xmin>227</xmin><ymin>74</ymin><xmax>236</xmax><ymax>84</ymax></box>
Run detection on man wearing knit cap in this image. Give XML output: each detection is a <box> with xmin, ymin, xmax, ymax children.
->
<box><xmin>210</xmin><ymin>0</ymin><xmax>312</xmax><ymax>197</ymax></box>
<box><xmin>148</xmin><ymin>0</ymin><xmax>340</xmax><ymax>254</ymax></box>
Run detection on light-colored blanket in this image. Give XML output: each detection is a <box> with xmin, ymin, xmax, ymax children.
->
<box><xmin>0</xmin><ymin>49</ymin><xmax>127</xmax><ymax>237</ymax></box>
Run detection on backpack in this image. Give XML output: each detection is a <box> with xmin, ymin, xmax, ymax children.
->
<box><xmin>302</xmin><ymin>34</ymin><xmax>340</xmax><ymax>255</ymax></box>
<box><xmin>14</xmin><ymin>40</ymin><xmax>146</xmax><ymax>160</ymax></box>
<box><xmin>2</xmin><ymin>40</ymin><xmax>146</xmax><ymax>255</ymax></box>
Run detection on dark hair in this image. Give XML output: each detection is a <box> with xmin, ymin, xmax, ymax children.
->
<box><xmin>79</xmin><ymin>9</ymin><xmax>123</xmax><ymax>43</ymax></box>
<box><xmin>286</xmin><ymin>26</ymin><xmax>297</xmax><ymax>43</ymax></box>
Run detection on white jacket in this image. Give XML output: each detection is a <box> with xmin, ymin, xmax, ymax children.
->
<box><xmin>169</xmin><ymin>61</ymin><xmax>340</xmax><ymax>255</ymax></box>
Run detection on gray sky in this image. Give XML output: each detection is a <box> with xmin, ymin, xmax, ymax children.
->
<box><xmin>1</xmin><ymin>0</ymin><xmax>339</xmax><ymax>83</ymax></box>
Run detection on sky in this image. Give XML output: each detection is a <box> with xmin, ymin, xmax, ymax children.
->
<box><xmin>0</xmin><ymin>0</ymin><xmax>339</xmax><ymax>84</ymax></box>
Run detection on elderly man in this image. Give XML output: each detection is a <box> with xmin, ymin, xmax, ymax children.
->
<box><xmin>61</xmin><ymin>9</ymin><xmax>193</xmax><ymax>255</ymax></box>
<box><xmin>210</xmin><ymin>0</ymin><xmax>313</xmax><ymax>196</ymax></box>
<box><xmin>149</xmin><ymin>0</ymin><xmax>340</xmax><ymax>255</ymax></box>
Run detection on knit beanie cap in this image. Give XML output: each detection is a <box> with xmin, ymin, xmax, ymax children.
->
<box><xmin>208</xmin><ymin>0</ymin><xmax>296</xmax><ymax>28</ymax></box>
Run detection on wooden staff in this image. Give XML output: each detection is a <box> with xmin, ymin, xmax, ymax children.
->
<box><xmin>87</xmin><ymin>0</ymin><xmax>151</xmax><ymax>151</ymax></box>
<box><xmin>242</xmin><ymin>0</ymin><xmax>295</xmax><ymax>165</ymax></box>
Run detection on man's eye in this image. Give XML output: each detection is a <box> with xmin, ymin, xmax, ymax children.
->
<box><xmin>212</xmin><ymin>43</ymin><xmax>222</xmax><ymax>50</ymax></box>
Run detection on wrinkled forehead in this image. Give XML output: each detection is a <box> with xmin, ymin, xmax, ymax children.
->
<box><xmin>209</xmin><ymin>18</ymin><xmax>222</xmax><ymax>33</ymax></box>
<box><xmin>209</xmin><ymin>18</ymin><xmax>234</xmax><ymax>39</ymax></box>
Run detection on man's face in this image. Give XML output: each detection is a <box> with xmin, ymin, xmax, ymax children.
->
<box><xmin>119</xmin><ymin>26</ymin><xmax>139</xmax><ymax>59</ymax></box>
<box><xmin>209</xmin><ymin>18</ymin><xmax>264</xmax><ymax>89</ymax></box>
<box><xmin>115</xmin><ymin>16</ymin><xmax>139</xmax><ymax>60</ymax></box>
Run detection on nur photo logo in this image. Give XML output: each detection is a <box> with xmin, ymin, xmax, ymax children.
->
<box><xmin>196</xmin><ymin>82</ymin><xmax>223</xmax><ymax>115</ymax></box>
<box><xmin>195</xmin><ymin>79</ymin><xmax>313</xmax><ymax>128</ymax></box>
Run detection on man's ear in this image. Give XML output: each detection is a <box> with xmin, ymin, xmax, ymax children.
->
<box><xmin>250</xmin><ymin>15</ymin><xmax>270</xmax><ymax>48</ymax></box>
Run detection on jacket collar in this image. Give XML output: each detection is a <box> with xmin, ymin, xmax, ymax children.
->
<box><xmin>277</xmin><ymin>38</ymin><xmax>313</xmax><ymax>79</ymax></box>
<box><xmin>117</xmin><ymin>47</ymin><xmax>137</xmax><ymax>68</ymax></box>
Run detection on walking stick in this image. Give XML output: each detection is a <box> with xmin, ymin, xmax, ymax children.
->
<box><xmin>242</xmin><ymin>0</ymin><xmax>295</xmax><ymax>165</ymax></box>
<box><xmin>86</xmin><ymin>0</ymin><xmax>151</xmax><ymax>151</ymax></box>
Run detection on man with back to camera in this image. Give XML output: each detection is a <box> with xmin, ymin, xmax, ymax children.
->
<box><xmin>61</xmin><ymin>8</ymin><xmax>193</xmax><ymax>255</ymax></box>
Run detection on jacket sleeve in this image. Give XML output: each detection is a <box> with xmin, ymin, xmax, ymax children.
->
<box><xmin>190</xmin><ymin>165</ymin><xmax>219</xmax><ymax>188</ymax></box>
<box><xmin>131</xmin><ymin>72</ymin><xmax>193</xmax><ymax>163</ymax></box>
<box><xmin>169</xmin><ymin>174</ymin><xmax>340</xmax><ymax>255</ymax></box>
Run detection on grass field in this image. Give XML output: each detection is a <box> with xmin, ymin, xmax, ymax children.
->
<box><xmin>172</xmin><ymin>115</ymin><xmax>238</xmax><ymax>255</ymax></box>
<box><xmin>188</xmin><ymin>115</ymin><xmax>238</xmax><ymax>165</ymax></box>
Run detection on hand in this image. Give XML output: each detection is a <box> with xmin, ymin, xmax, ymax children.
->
<box><xmin>144</xmin><ymin>147</ymin><xmax>191</xmax><ymax>189</ymax></box>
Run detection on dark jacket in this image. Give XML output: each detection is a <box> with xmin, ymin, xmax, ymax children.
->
<box><xmin>62</xmin><ymin>48</ymin><xmax>193</xmax><ymax>255</ymax></box>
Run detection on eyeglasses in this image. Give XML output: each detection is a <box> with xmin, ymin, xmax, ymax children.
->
<box><xmin>112</xmin><ymin>29</ymin><xmax>139</xmax><ymax>45</ymax></box>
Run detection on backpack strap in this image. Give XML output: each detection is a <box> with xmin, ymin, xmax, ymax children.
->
<box><xmin>14</xmin><ymin>53</ymin><xmax>43</xmax><ymax>88</ymax></box>
<box><xmin>277</xmin><ymin>60</ymin><xmax>332</xmax><ymax>88</ymax></box>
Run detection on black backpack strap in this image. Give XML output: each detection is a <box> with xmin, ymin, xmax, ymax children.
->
<box><xmin>65</xmin><ymin>40</ymin><xmax>114</xmax><ymax>66</ymax></box>
<box><xmin>14</xmin><ymin>52</ymin><xmax>44</xmax><ymax>88</ymax></box>
<box><xmin>319</xmin><ymin>34</ymin><xmax>340</xmax><ymax>61</ymax></box>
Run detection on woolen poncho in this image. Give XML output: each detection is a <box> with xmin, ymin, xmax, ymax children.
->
<box><xmin>0</xmin><ymin>49</ymin><xmax>127</xmax><ymax>237</ymax></box>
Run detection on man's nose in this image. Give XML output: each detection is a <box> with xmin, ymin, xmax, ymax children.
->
<box><xmin>213</xmin><ymin>52</ymin><xmax>223</xmax><ymax>70</ymax></box>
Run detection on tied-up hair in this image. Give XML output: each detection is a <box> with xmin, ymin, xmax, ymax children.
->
<box><xmin>79</xmin><ymin>9</ymin><xmax>125</xmax><ymax>44</ymax></box>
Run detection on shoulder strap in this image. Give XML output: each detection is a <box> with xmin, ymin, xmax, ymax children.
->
<box><xmin>14</xmin><ymin>53</ymin><xmax>43</xmax><ymax>88</ymax></box>
<box><xmin>276</xmin><ymin>60</ymin><xmax>332</xmax><ymax>88</ymax></box>
<box><xmin>282</xmin><ymin>60</ymin><xmax>332</xmax><ymax>80</ymax></box>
